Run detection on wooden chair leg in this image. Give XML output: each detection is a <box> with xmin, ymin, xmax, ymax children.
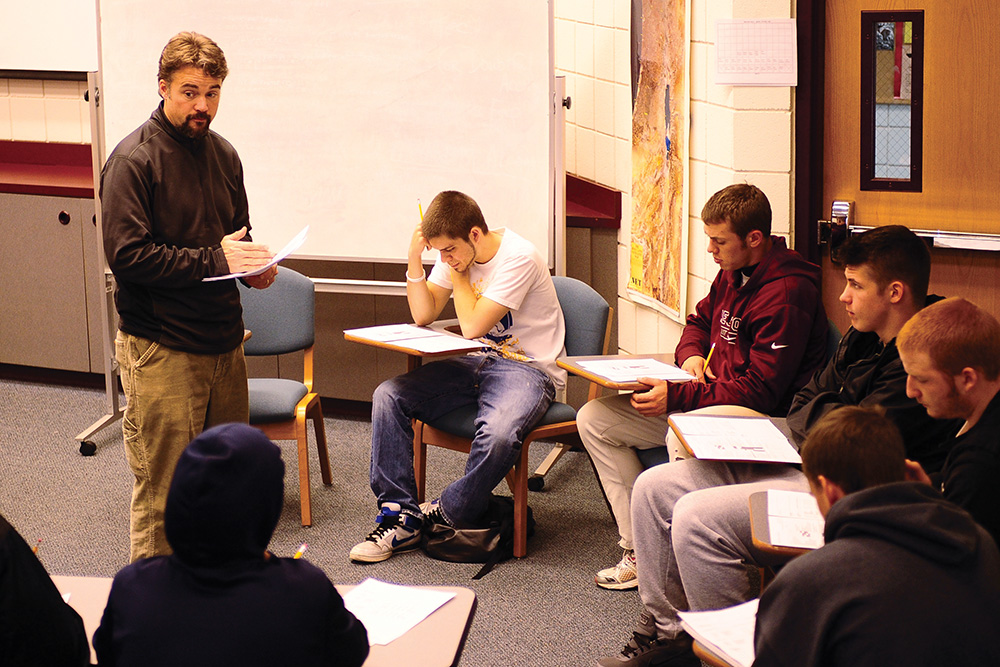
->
<box><xmin>310</xmin><ymin>400</ymin><xmax>332</xmax><ymax>485</ymax></box>
<box><xmin>413</xmin><ymin>420</ymin><xmax>428</xmax><ymax>503</ymax></box>
<box><xmin>295</xmin><ymin>411</ymin><xmax>312</xmax><ymax>527</ymax></box>
<box><xmin>510</xmin><ymin>442</ymin><xmax>535</xmax><ymax>558</ymax></box>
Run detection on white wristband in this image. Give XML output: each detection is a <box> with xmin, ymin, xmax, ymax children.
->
<box><xmin>406</xmin><ymin>269</ymin><xmax>426</xmax><ymax>283</ymax></box>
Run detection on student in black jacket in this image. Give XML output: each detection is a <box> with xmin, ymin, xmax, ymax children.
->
<box><xmin>93</xmin><ymin>423</ymin><xmax>369</xmax><ymax>667</ymax></box>
<box><xmin>0</xmin><ymin>512</ymin><xmax>89</xmax><ymax>667</ymax></box>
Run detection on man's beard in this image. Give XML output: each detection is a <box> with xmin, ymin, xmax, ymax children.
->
<box><xmin>180</xmin><ymin>113</ymin><xmax>212</xmax><ymax>139</ymax></box>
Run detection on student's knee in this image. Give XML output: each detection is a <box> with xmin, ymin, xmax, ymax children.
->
<box><xmin>632</xmin><ymin>465</ymin><xmax>676</xmax><ymax>515</ymax></box>
<box><xmin>674</xmin><ymin>487</ymin><xmax>741</xmax><ymax>547</ymax></box>
<box><xmin>371</xmin><ymin>376</ymin><xmax>405</xmax><ymax>412</ymax></box>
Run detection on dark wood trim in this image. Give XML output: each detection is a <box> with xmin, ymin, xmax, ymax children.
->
<box><xmin>0</xmin><ymin>70</ymin><xmax>88</xmax><ymax>81</ymax></box>
<box><xmin>0</xmin><ymin>363</ymin><xmax>105</xmax><ymax>389</ymax></box>
<box><xmin>794</xmin><ymin>0</ymin><xmax>826</xmax><ymax>264</ymax></box>
<box><xmin>859</xmin><ymin>11</ymin><xmax>924</xmax><ymax>192</ymax></box>
<box><xmin>0</xmin><ymin>140</ymin><xmax>94</xmax><ymax>198</ymax></box>
<box><xmin>566</xmin><ymin>174</ymin><xmax>622</xmax><ymax>229</ymax></box>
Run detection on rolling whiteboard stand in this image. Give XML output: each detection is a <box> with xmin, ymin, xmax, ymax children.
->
<box><xmin>74</xmin><ymin>63</ymin><xmax>124</xmax><ymax>456</ymax></box>
<box><xmin>553</xmin><ymin>76</ymin><xmax>568</xmax><ymax>276</ymax></box>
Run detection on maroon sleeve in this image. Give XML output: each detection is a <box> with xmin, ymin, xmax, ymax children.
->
<box><xmin>668</xmin><ymin>277</ymin><xmax>821</xmax><ymax>415</ymax></box>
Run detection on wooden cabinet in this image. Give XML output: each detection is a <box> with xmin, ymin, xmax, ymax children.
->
<box><xmin>0</xmin><ymin>192</ymin><xmax>102</xmax><ymax>372</ymax></box>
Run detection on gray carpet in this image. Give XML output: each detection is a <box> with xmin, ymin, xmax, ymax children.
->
<box><xmin>0</xmin><ymin>377</ymin><xmax>650</xmax><ymax>667</ymax></box>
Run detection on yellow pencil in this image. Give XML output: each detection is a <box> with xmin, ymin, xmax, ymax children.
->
<box><xmin>293</xmin><ymin>542</ymin><xmax>308</xmax><ymax>559</ymax></box>
<box><xmin>703</xmin><ymin>342</ymin><xmax>716</xmax><ymax>374</ymax></box>
<box><xmin>418</xmin><ymin>199</ymin><xmax>424</xmax><ymax>221</ymax></box>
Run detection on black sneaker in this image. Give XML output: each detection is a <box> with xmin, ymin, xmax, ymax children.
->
<box><xmin>419</xmin><ymin>498</ymin><xmax>452</xmax><ymax>526</ymax></box>
<box><xmin>597</xmin><ymin>630</ymin><xmax>699</xmax><ymax>667</ymax></box>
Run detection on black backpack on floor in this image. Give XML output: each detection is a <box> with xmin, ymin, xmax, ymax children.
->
<box><xmin>421</xmin><ymin>495</ymin><xmax>534</xmax><ymax>579</ymax></box>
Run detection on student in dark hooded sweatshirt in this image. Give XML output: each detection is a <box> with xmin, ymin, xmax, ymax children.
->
<box><xmin>93</xmin><ymin>423</ymin><xmax>369</xmax><ymax>667</ymax></box>
<box><xmin>0</xmin><ymin>512</ymin><xmax>89</xmax><ymax>666</ymax></box>
<box><xmin>753</xmin><ymin>407</ymin><xmax>1000</xmax><ymax>667</ymax></box>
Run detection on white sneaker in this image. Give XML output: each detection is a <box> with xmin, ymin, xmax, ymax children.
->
<box><xmin>349</xmin><ymin>503</ymin><xmax>422</xmax><ymax>563</ymax></box>
<box><xmin>595</xmin><ymin>549</ymin><xmax>638</xmax><ymax>590</ymax></box>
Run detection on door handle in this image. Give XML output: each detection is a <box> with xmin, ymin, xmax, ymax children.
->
<box><xmin>817</xmin><ymin>200</ymin><xmax>853</xmax><ymax>248</ymax></box>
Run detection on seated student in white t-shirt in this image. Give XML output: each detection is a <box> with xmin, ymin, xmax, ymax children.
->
<box><xmin>350</xmin><ymin>190</ymin><xmax>566</xmax><ymax>563</ymax></box>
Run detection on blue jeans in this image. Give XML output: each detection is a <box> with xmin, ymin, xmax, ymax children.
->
<box><xmin>370</xmin><ymin>352</ymin><xmax>555</xmax><ymax>527</ymax></box>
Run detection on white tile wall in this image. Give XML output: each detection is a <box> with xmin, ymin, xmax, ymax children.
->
<box><xmin>0</xmin><ymin>78</ymin><xmax>91</xmax><ymax>144</ymax></box>
<box><xmin>8</xmin><ymin>98</ymin><xmax>47</xmax><ymax>142</ymax></box>
<box><xmin>635</xmin><ymin>305</ymin><xmax>661</xmax><ymax>352</ymax></box>
<box><xmin>554</xmin><ymin>0</ymin><xmax>796</xmax><ymax>350</ymax></box>
<box><xmin>732</xmin><ymin>111</ymin><xmax>792</xmax><ymax>173</ymax></box>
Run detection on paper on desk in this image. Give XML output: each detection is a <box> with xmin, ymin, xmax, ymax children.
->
<box><xmin>342</xmin><ymin>578</ymin><xmax>455</xmax><ymax>646</ymax></box>
<box><xmin>203</xmin><ymin>225</ymin><xmax>308</xmax><ymax>282</ymax></box>
<box><xmin>668</xmin><ymin>415</ymin><xmax>801</xmax><ymax>464</ymax></box>
<box><xmin>678</xmin><ymin>599</ymin><xmax>758</xmax><ymax>667</ymax></box>
<box><xmin>766</xmin><ymin>488</ymin><xmax>825</xmax><ymax>550</ymax></box>
<box><xmin>344</xmin><ymin>323</ymin><xmax>487</xmax><ymax>354</ymax></box>
<box><xmin>576</xmin><ymin>358</ymin><xmax>695</xmax><ymax>383</ymax></box>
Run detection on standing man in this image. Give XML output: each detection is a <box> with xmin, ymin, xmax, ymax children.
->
<box><xmin>101</xmin><ymin>32</ymin><xmax>275</xmax><ymax>561</ymax></box>
<box><xmin>350</xmin><ymin>190</ymin><xmax>565</xmax><ymax>563</ymax></box>
<box><xmin>580</xmin><ymin>183</ymin><xmax>828</xmax><ymax>589</ymax></box>
<box><xmin>754</xmin><ymin>407</ymin><xmax>1000</xmax><ymax>667</ymax></box>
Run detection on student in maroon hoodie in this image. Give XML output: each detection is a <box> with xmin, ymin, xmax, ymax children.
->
<box><xmin>579</xmin><ymin>183</ymin><xmax>828</xmax><ymax>591</ymax></box>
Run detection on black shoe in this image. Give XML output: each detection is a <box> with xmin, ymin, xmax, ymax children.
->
<box><xmin>597</xmin><ymin>630</ymin><xmax>699</xmax><ymax>667</ymax></box>
<box><xmin>419</xmin><ymin>498</ymin><xmax>452</xmax><ymax>526</ymax></box>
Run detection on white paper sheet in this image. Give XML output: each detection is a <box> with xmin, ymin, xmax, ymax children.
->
<box><xmin>766</xmin><ymin>488</ymin><xmax>825</xmax><ymax>550</ymax></box>
<box><xmin>342</xmin><ymin>578</ymin><xmax>455</xmax><ymax>646</ymax></box>
<box><xmin>679</xmin><ymin>599</ymin><xmax>759</xmax><ymax>667</ymax></box>
<box><xmin>715</xmin><ymin>19</ymin><xmax>797</xmax><ymax>86</ymax></box>
<box><xmin>344</xmin><ymin>323</ymin><xmax>487</xmax><ymax>354</ymax></box>
<box><xmin>668</xmin><ymin>415</ymin><xmax>801</xmax><ymax>464</ymax></box>
<box><xmin>576</xmin><ymin>358</ymin><xmax>695</xmax><ymax>383</ymax></box>
<box><xmin>203</xmin><ymin>225</ymin><xmax>309</xmax><ymax>282</ymax></box>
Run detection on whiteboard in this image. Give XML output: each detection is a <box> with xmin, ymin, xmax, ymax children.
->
<box><xmin>97</xmin><ymin>0</ymin><xmax>554</xmax><ymax>262</ymax></box>
<box><xmin>0</xmin><ymin>2</ymin><xmax>98</xmax><ymax>71</ymax></box>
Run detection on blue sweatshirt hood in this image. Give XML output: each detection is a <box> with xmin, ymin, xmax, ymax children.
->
<box><xmin>165</xmin><ymin>423</ymin><xmax>285</xmax><ymax>566</ymax></box>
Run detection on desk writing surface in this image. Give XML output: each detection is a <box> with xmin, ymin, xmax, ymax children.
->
<box><xmin>51</xmin><ymin>575</ymin><xmax>476</xmax><ymax>667</ymax></box>
<box><xmin>558</xmin><ymin>353</ymin><xmax>679</xmax><ymax>391</ymax></box>
<box><xmin>668</xmin><ymin>415</ymin><xmax>800</xmax><ymax>464</ymax></box>
<box><xmin>344</xmin><ymin>323</ymin><xmax>486</xmax><ymax>371</ymax></box>
<box><xmin>748</xmin><ymin>491</ymin><xmax>816</xmax><ymax>558</ymax></box>
<box><xmin>52</xmin><ymin>575</ymin><xmax>112</xmax><ymax>665</ymax></box>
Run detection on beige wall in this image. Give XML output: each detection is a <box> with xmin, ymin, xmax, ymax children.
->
<box><xmin>555</xmin><ymin>0</ymin><xmax>796</xmax><ymax>355</ymax></box>
<box><xmin>0</xmin><ymin>78</ymin><xmax>91</xmax><ymax>143</ymax></box>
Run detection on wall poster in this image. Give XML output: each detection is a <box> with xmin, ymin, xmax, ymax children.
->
<box><xmin>628</xmin><ymin>0</ymin><xmax>690</xmax><ymax>321</ymax></box>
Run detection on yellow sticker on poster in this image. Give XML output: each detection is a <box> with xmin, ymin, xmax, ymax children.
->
<box><xmin>630</xmin><ymin>242</ymin><xmax>644</xmax><ymax>291</ymax></box>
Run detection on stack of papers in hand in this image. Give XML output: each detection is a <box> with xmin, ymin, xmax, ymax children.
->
<box><xmin>343</xmin><ymin>323</ymin><xmax>487</xmax><ymax>354</ymax></box>
<box><xmin>204</xmin><ymin>225</ymin><xmax>309</xmax><ymax>282</ymax></box>
<box><xmin>342</xmin><ymin>578</ymin><xmax>455</xmax><ymax>646</ymax></box>
<box><xmin>678</xmin><ymin>599</ymin><xmax>759</xmax><ymax>667</ymax></box>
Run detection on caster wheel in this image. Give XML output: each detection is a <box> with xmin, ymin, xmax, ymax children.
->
<box><xmin>527</xmin><ymin>474</ymin><xmax>545</xmax><ymax>492</ymax></box>
<box><xmin>79</xmin><ymin>441</ymin><xmax>97</xmax><ymax>456</ymax></box>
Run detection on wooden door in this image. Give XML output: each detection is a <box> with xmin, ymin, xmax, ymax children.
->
<box><xmin>821</xmin><ymin>0</ymin><xmax>1000</xmax><ymax>332</ymax></box>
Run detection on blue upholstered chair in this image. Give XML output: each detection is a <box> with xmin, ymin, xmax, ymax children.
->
<box><xmin>412</xmin><ymin>276</ymin><xmax>612</xmax><ymax>557</ymax></box>
<box><xmin>238</xmin><ymin>268</ymin><xmax>331</xmax><ymax>527</ymax></box>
